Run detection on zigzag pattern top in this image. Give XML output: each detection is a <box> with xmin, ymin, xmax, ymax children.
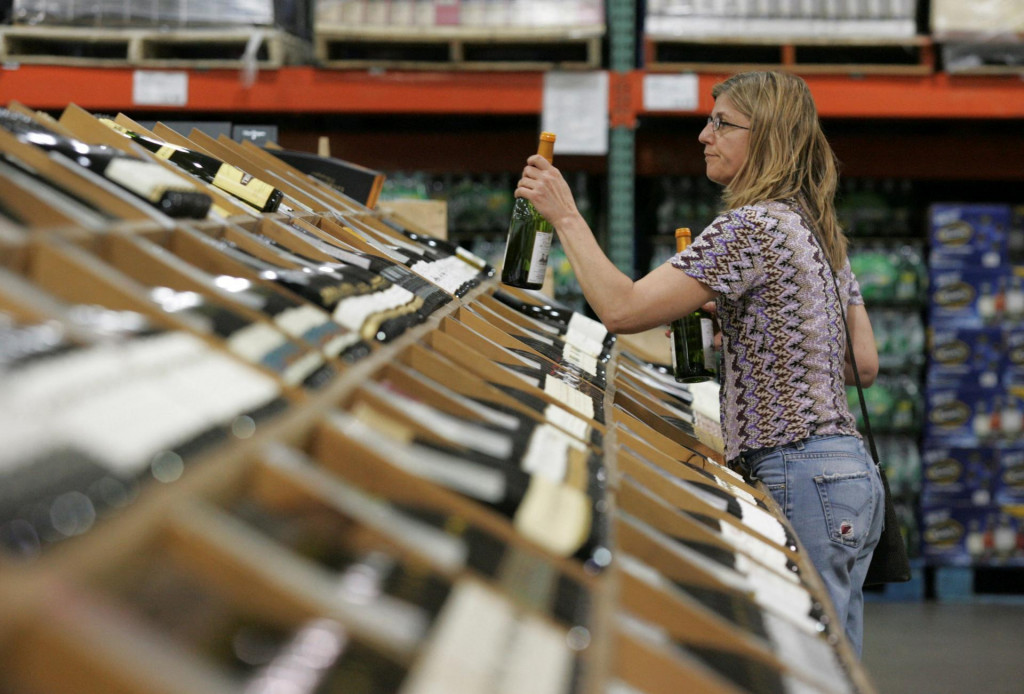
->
<box><xmin>671</xmin><ymin>198</ymin><xmax>863</xmax><ymax>462</ymax></box>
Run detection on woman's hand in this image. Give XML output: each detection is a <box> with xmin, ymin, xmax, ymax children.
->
<box><xmin>701</xmin><ymin>300</ymin><xmax>723</xmax><ymax>349</ymax></box>
<box><xmin>516</xmin><ymin>154</ymin><xmax>581</xmax><ymax>230</ymax></box>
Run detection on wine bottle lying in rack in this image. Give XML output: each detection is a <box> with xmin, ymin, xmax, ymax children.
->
<box><xmin>619</xmin><ymin>554</ymin><xmax>852</xmax><ymax>694</ymax></box>
<box><xmin>616</xmin><ymin>611</ymin><xmax>791</xmax><ymax>694</ymax></box>
<box><xmin>617</xmin><ymin>511</ymin><xmax>827</xmax><ymax>637</ymax></box>
<box><xmin>275</xmin><ymin>220</ymin><xmax>453</xmax><ymax>318</ymax></box>
<box><xmin>0</xmin><ymin>318</ymin><xmax>286</xmax><ymax>557</ymax></box>
<box><xmin>327</xmin><ymin>410</ymin><xmax>609</xmax><ymax>566</ymax></box>
<box><xmin>492</xmin><ymin>289</ymin><xmax>615</xmax><ymax>359</ymax></box>
<box><xmin>99</xmin><ymin>118</ymin><xmax>284</xmax><ymax>213</ymax></box>
<box><xmin>244</xmin><ymin>230</ymin><xmax>432</xmax><ymax>339</ymax></box>
<box><xmin>257</xmin><ymin>443</ymin><xmax>592</xmax><ymax>631</ymax></box>
<box><xmin>133</xmin><ymin>235</ymin><xmax>370</xmax><ymax>364</ymax></box>
<box><xmin>106</xmin><ymin>549</ymin><xmax>411</xmax><ymax>692</ymax></box>
<box><xmin>379</xmin><ymin>216</ymin><xmax>494</xmax><ymax>275</ymax></box>
<box><xmin>183</xmin><ymin>229</ymin><xmax>421</xmax><ymax>343</ymax></box>
<box><xmin>333</xmin><ymin>214</ymin><xmax>483</xmax><ymax>298</ymax></box>
<box><xmin>498</xmin><ymin>359</ymin><xmax>605</xmax><ymax>424</ymax></box>
<box><xmin>140</xmin><ymin>283</ymin><xmax>333</xmax><ymax>390</ymax></box>
<box><xmin>0</xmin><ymin>108</ymin><xmax>211</xmax><ymax>219</ymax></box>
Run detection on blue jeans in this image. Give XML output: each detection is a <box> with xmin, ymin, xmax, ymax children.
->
<box><xmin>736</xmin><ymin>434</ymin><xmax>885</xmax><ymax>657</ymax></box>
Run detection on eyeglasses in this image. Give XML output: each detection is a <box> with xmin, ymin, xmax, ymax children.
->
<box><xmin>706</xmin><ymin>115</ymin><xmax>750</xmax><ymax>132</ymax></box>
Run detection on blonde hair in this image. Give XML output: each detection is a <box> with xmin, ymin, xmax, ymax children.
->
<box><xmin>712</xmin><ymin>71</ymin><xmax>847</xmax><ymax>271</ymax></box>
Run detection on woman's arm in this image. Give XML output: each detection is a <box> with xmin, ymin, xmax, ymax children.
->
<box><xmin>516</xmin><ymin>155</ymin><xmax>717</xmax><ymax>334</ymax></box>
<box><xmin>844</xmin><ymin>303</ymin><xmax>878</xmax><ymax>387</ymax></box>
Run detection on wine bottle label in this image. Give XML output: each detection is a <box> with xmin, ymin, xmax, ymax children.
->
<box><xmin>527</xmin><ymin>232</ymin><xmax>553</xmax><ymax>285</ymax></box>
<box><xmin>154</xmin><ymin>145</ymin><xmax>178</xmax><ymax>160</ymax></box>
<box><xmin>709</xmin><ymin>473</ymin><xmax>759</xmax><ymax>507</ymax></box>
<box><xmin>225</xmin><ymin>321</ymin><xmax>290</xmax><ymax>362</ymax></box>
<box><xmin>273</xmin><ymin>303</ymin><xmax>332</xmax><ymax>338</ymax></box>
<box><xmin>543</xmin><ymin>378</ymin><xmax>595</xmax><ymax>420</ymax></box>
<box><xmin>543</xmin><ymin>405</ymin><xmax>591</xmax><ymax>442</ymax></box>
<box><xmin>332</xmin><ymin>285</ymin><xmax>416</xmax><ymax>332</ymax></box>
<box><xmin>561</xmin><ymin>343</ymin><xmax>599</xmax><ymax>377</ymax></box>
<box><xmin>329</xmin><ymin>413</ymin><xmax>507</xmax><ymax>505</ymax></box>
<box><xmin>455</xmin><ymin>246</ymin><xmax>489</xmax><ymax>270</ymax></box>
<box><xmin>738</xmin><ymin>558</ymin><xmax>814</xmax><ymax>620</ymax></box>
<box><xmin>564</xmin><ymin>314</ymin><xmax>608</xmax><ymax>354</ymax></box>
<box><xmin>700</xmin><ymin>317</ymin><xmax>716</xmax><ymax>370</ymax></box>
<box><xmin>361</xmin><ymin>383</ymin><xmax>514</xmax><ymax>460</ymax></box>
<box><xmin>104</xmin><ymin>158</ymin><xmax>197</xmax><ymax>202</ymax></box>
<box><xmin>735</xmin><ymin>502</ymin><xmax>788</xmax><ymax>547</ymax></box>
<box><xmin>212</xmin><ymin>163</ymin><xmax>276</xmax><ymax>208</ymax></box>
<box><xmin>718</xmin><ymin>523</ymin><xmax>793</xmax><ymax>577</ymax></box>
<box><xmin>402</xmin><ymin>581</ymin><xmax>573</xmax><ymax>694</ymax></box>
<box><xmin>762</xmin><ymin>613</ymin><xmax>854</xmax><ymax>694</ymax></box>
<box><xmin>496</xmin><ymin>546</ymin><xmax>559</xmax><ymax>616</ymax></box>
<box><xmin>513</xmin><ymin>475</ymin><xmax>591</xmax><ymax>557</ymax></box>
<box><xmin>521</xmin><ymin>425</ymin><xmax>571</xmax><ymax>482</ymax></box>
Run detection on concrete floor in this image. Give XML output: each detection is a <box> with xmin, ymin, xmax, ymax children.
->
<box><xmin>861</xmin><ymin>602</ymin><xmax>1024</xmax><ymax>694</ymax></box>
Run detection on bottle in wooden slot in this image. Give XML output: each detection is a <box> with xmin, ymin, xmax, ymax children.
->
<box><xmin>98</xmin><ymin>118</ymin><xmax>284</xmax><ymax>213</ymax></box>
<box><xmin>0</xmin><ymin>108</ymin><xmax>211</xmax><ymax>219</ymax></box>
<box><xmin>492</xmin><ymin>289</ymin><xmax>615</xmax><ymax>360</ymax></box>
<box><xmin>669</xmin><ymin>228</ymin><xmax>717</xmax><ymax>383</ymax></box>
<box><xmin>501</xmin><ymin>132</ymin><xmax>557</xmax><ymax>290</ymax></box>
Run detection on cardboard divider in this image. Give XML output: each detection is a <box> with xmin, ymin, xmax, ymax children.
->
<box><xmin>614</xmin><ymin>426</ymin><xmax>767</xmax><ymax>505</ymax></box>
<box><xmin>0</xmin><ymin>128</ymin><xmax>156</xmax><ymax>224</ymax></box>
<box><xmin>305</xmin><ymin>416</ymin><xmax>590</xmax><ymax>587</ymax></box>
<box><xmin>612</xmin><ymin>626</ymin><xmax>745</xmax><ymax>694</ymax></box>
<box><xmin>617</xmin><ymin>568</ymin><xmax>782</xmax><ymax>668</ymax></box>
<box><xmin>424</xmin><ymin>328</ymin><xmax>606</xmax><ymax>432</ymax></box>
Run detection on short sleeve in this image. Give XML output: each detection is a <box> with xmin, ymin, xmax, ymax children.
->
<box><xmin>840</xmin><ymin>259</ymin><xmax>865</xmax><ymax>306</ymax></box>
<box><xmin>669</xmin><ymin>207</ymin><xmax>772</xmax><ymax>299</ymax></box>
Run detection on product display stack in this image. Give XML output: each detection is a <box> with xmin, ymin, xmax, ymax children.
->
<box><xmin>0</xmin><ymin>101</ymin><xmax>878</xmax><ymax>693</ymax></box>
<box><xmin>923</xmin><ymin>204</ymin><xmax>1024</xmax><ymax>569</ymax></box>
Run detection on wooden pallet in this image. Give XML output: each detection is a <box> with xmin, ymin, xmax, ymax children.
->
<box><xmin>644</xmin><ymin>34</ymin><xmax>935</xmax><ymax>75</ymax></box>
<box><xmin>0</xmin><ymin>26</ymin><xmax>310</xmax><ymax>68</ymax></box>
<box><xmin>314</xmin><ymin>24</ymin><xmax>604</xmax><ymax>71</ymax></box>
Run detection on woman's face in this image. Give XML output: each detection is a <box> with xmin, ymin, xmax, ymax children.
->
<box><xmin>699</xmin><ymin>93</ymin><xmax>751</xmax><ymax>186</ymax></box>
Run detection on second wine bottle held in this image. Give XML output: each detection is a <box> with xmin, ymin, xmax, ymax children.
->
<box><xmin>671</xmin><ymin>227</ymin><xmax>717</xmax><ymax>383</ymax></box>
<box><xmin>501</xmin><ymin>132</ymin><xmax>556</xmax><ymax>290</ymax></box>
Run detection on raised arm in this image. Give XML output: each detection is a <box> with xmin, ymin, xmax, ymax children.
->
<box><xmin>516</xmin><ymin>154</ymin><xmax>717</xmax><ymax>334</ymax></box>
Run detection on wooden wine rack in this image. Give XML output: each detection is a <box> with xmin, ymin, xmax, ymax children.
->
<box><xmin>0</xmin><ymin>101</ymin><xmax>878</xmax><ymax>694</ymax></box>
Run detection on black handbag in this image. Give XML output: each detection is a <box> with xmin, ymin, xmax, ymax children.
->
<box><xmin>828</xmin><ymin>259</ymin><xmax>912</xmax><ymax>587</ymax></box>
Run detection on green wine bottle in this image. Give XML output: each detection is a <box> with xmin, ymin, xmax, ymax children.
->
<box><xmin>670</xmin><ymin>227</ymin><xmax>717</xmax><ymax>383</ymax></box>
<box><xmin>500</xmin><ymin>132</ymin><xmax>556</xmax><ymax>290</ymax></box>
<box><xmin>99</xmin><ymin>118</ymin><xmax>284</xmax><ymax>213</ymax></box>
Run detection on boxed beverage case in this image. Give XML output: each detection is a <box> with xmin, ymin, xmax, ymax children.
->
<box><xmin>1006</xmin><ymin>327</ymin><xmax>1024</xmax><ymax>384</ymax></box>
<box><xmin>927</xmin><ymin>326</ymin><xmax>1005</xmax><ymax>388</ymax></box>
<box><xmin>921</xmin><ymin>445</ymin><xmax>997</xmax><ymax>506</ymax></box>
<box><xmin>929</xmin><ymin>266</ymin><xmax>1013</xmax><ymax>329</ymax></box>
<box><xmin>994</xmin><ymin>445</ymin><xmax>1024</xmax><ymax>506</ymax></box>
<box><xmin>921</xmin><ymin>503</ymin><xmax>1024</xmax><ymax>567</ymax></box>
<box><xmin>925</xmin><ymin>385</ymin><xmax>1011</xmax><ymax>447</ymax></box>
<box><xmin>929</xmin><ymin>203</ymin><xmax>1010</xmax><ymax>270</ymax></box>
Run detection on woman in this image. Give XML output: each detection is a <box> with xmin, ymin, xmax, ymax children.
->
<box><xmin>515</xmin><ymin>71</ymin><xmax>885</xmax><ymax>655</ymax></box>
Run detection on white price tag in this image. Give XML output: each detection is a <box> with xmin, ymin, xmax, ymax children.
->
<box><xmin>133</xmin><ymin>70</ymin><xmax>189</xmax><ymax>107</ymax></box>
<box><xmin>643</xmin><ymin>73</ymin><xmax>699</xmax><ymax>112</ymax></box>
<box><xmin>542</xmin><ymin>71</ymin><xmax>609</xmax><ymax>156</ymax></box>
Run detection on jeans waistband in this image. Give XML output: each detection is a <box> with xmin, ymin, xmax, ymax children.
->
<box><xmin>729</xmin><ymin>434</ymin><xmax>844</xmax><ymax>474</ymax></box>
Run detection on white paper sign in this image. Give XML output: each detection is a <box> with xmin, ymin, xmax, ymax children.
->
<box><xmin>643</xmin><ymin>73</ymin><xmax>699</xmax><ymax>112</ymax></box>
<box><xmin>133</xmin><ymin>71</ymin><xmax>189</xmax><ymax>107</ymax></box>
<box><xmin>542</xmin><ymin>71</ymin><xmax>609</xmax><ymax>156</ymax></box>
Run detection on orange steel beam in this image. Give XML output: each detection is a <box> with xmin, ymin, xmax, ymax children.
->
<box><xmin>2</xmin><ymin>65</ymin><xmax>1023</xmax><ymax>120</ymax></box>
<box><xmin>0</xmin><ymin>65</ymin><xmax>545</xmax><ymax>114</ymax></box>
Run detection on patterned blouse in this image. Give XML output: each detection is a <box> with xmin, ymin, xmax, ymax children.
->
<box><xmin>670</xmin><ymin>198</ymin><xmax>864</xmax><ymax>462</ymax></box>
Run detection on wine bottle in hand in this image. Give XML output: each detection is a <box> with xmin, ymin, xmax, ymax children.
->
<box><xmin>501</xmin><ymin>132</ymin><xmax>556</xmax><ymax>290</ymax></box>
<box><xmin>670</xmin><ymin>228</ymin><xmax>717</xmax><ymax>383</ymax></box>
